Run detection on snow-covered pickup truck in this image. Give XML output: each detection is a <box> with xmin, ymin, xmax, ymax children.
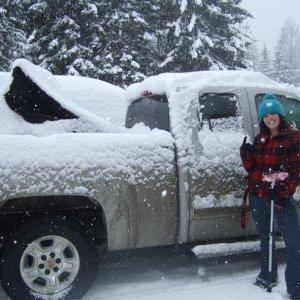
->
<box><xmin>0</xmin><ymin>60</ymin><xmax>299</xmax><ymax>299</ymax></box>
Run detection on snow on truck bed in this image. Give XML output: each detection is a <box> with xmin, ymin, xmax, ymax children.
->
<box><xmin>0</xmin><ymin>60</ymin><xmax>175</xmax><ymax>199</ymax></box>
<box><xmin>0</xmin><ymin>130</ymin><xmax>175</xmax><ymax>199</ymax></box>
<box><xmin>0</xmin><ymin>59</ymin><xmax>129</xmax><ymax>135</ymax></box>
<box><xmin>56</xmin><ymin>75</ymin><xmax>127</xmax><ymax>125</ymax></box>
<box><xmin>0</xmin><ymin>72</ymin><xmax>8</xmax><ymax>90</ymax></box>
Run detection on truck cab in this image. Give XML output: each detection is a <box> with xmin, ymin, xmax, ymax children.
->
<box><xmin>126</xmin><ymin>71</ymin><xmax>300</xmax><ymax>243</ymax></box>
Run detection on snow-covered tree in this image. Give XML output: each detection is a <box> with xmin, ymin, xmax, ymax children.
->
<box><xmin>274</xmin><ymin>15</ymin><xmax>300</xmax><ymax>84</ymax></box>
<box><xmin>245</xmin><ymin>42</ymin><xmax>260</xmax><ymax>71</ymax></box>
<box><xmin>95</xmin><ymin>0</ymin><xmax>161</xmax><ymax>86</ymax></box>
<box><xmin>0</xmin><ymin>2</ymin><xmax>27</xmax><ymax>71</ymax></box>
<box><xmin>0</xmin><ymin>0</ymin><xmax>253</xmax><ymax>86</ymax></box>
<box><xmin>96</xmin><ymin>0</ymin><xmax>252</xmax><ymax>86</ymax></box>
<box><xmin>26</xmin><ymin>0</ymin><xmax>102</xmax><ymax>77</ymax></box>
<box><xmin>257</xmin><ymin>44</ymin><xmax>272</xmax><ymax>75</ymax></box>
<box><xmin>158</xmin><ymin>0</ymin><xmax>252</xmax><ymax>73</ymax></box>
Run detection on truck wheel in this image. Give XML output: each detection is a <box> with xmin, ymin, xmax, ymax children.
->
<box><xmin>0</xmin><ymin>216</ymin><xmax>98</xmax><ymax>299</ymax></box>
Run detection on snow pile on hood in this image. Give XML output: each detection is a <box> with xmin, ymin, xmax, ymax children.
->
<box><xmin>0</xmin><ymin>130</ymin><xmax>174</xmax><ymax>200</ymax></box>
<box><xmin>0</xmin><ymin>59</ymin><xmax>131</xmax><ymax>135</ymax></box>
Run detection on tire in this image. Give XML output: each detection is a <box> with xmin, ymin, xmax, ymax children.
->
<box><xmin>0</xmin><ymin>216</ymin><xmax>98</xmax><ymax>300</ymax></box>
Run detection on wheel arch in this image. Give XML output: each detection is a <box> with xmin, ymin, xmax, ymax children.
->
<box><xmin>0</xmin><ymin>195</ymin><xmax>108</xmax><ymax>247</ymax></box>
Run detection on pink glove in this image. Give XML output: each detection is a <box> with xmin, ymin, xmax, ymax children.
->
<box><xmin>262</xmin><ymin>172</ymin><xmax>289</xmax><ymax>183</ymax></box>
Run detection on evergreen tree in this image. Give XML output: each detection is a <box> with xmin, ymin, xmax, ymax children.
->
<box><xmin>1</xmin><ymin>0</ymin><xmax>253</xmax><ymax>86</ymax></box>
<box><xmin>0</xmin><ymin>1</ymin><xmax>27</xmax><ymax>71</ymax></box>
<box><xmin>158</xmin><ymin>0</ymin><xmax>252</xmax><ymax>72</ymax></box>
<box><xmin>257</xmin><ymin>44</ymin><xmax>272</xmax><ymax>75</ymax></box>
<box><xmin>242</xmin><ymin>24</ymin><xmax>258</xmax><ymax>71</ymax></box>
<box><xmin>96</xmin><ymin>0</ymin><xmax>160</xmax><ymax>86</ymax></box>
<box><xmin>26</xmin><ymin>0</ymin><xmax>102</xmax><ymax>77</ymax></box>
<box><xmin>96</xmin><ymin>0</ymin><xmax>252</xmax><ymax>85</ymax></box>
<box><xmin>245</xmin><ymin>42</ymin><xmax>260</xmax><ymax>71</ymax></box>
<box><xmin>274</xmin><ymin>15</ymin><xmax>300</xmax><ymax>84</ymax></box>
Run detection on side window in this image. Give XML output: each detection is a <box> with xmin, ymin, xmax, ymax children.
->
<box><xmin>255</xmin><ymin>94</ymin><xmax>300</xmax><ymax>130</ymax></box>
<box><xmin>125</xmin><ymin>95</ymin><xmax>170</xmax><ymax>131</ymax></box>
<box><xmin>198</xmin><ymin>93</ymin><xmax>244</xmax><ymax>132</ymax></box>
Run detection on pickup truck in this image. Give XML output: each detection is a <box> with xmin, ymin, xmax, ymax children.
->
<box><xmin>0</xmin><ymin>61</ymin><xmax>299</xmax><ymax>299</ymax></box>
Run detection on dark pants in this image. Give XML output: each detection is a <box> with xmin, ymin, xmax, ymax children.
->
<box><xmin>249</xmin><ymin>194</ymin><xmax>300</xmax><ymax>297</ymax></box>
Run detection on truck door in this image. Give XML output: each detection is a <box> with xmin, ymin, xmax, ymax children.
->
<box><xmin>188</xmin><ymin>86</ymin><xmax>257</xmax><ymax>242</ymax></box>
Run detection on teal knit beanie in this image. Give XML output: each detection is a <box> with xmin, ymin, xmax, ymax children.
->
<box><xmin>258</xmin><ymin>94</ymin><xmax>285</xmax><ymax>121</ymax></box>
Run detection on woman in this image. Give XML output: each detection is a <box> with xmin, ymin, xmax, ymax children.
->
<box><xmin>240</xmin><ymin>93</ymin><xmax>300</xmax><ymax>299</ymax></box>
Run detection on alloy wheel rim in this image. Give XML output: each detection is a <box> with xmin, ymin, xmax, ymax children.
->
<box><xmin>20</xmin><ymin>235</ymin><xmax>80</xmax><ymax>295</ymax></box>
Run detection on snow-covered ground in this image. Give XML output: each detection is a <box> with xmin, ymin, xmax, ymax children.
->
<box><xmin>85</xmin><ymin>265</ymin><xmax>288</xmax><ymax>300</ymax></box>
<box><xmin>0</xmin><ymin>238</ymin><xmax>291</xmax><ymax>300</ymax></box>
<box><xmin>81</xmin><ymin>244</ymin><xmax>289</xmax><ymax>300</ymax></box>
<box><xmin>13</xmin><ymin>240</ymin><xmax>280</xmax><ymax>300</ymax></box>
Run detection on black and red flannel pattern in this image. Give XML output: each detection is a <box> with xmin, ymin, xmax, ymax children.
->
<box><xmin>240</xmin><ymin>128</ymin><xmax>300</xmax><ymax>200</ymax></box>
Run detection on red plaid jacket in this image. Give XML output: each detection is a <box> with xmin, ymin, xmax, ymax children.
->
<box><xmin>240</xmin><ymin>127</ymin><xmax>300</xmax><ymax>200</ymax></box>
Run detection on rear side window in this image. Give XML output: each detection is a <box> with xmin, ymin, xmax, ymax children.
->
<box><xmin>255</xmin><ymin>94</ymin><xmax>300</xmax><ymax>130</ymax></box>
<box><xmin>198</xmin><ymin>93</ymin><xmax>243</xmax><ymax>131</ymax></box>
<box><xmin>125</xmin><ymin>95</ymin><xmax>170</xmax><ymax>131</ymax></box>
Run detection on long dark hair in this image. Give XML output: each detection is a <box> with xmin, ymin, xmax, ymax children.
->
<box><xmin>259</xmin><ymin>115</ymin><xmax>291</xmax><ymax>135</ymax></box>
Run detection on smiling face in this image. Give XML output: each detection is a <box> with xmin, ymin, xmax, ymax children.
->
<box><xmin>263</xmin><ymin>113</ymin><xmax>280</xmax><ymax>131</ymax></box>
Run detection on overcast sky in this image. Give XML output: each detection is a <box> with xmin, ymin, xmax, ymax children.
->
<box><xmin>241</xmin><ymin>0</ymin><xmax>300</xmax><ymax>53</ymax></box>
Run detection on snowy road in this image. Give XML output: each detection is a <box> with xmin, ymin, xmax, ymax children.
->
<box><xmin>0</xmin><ymin>244</ymin><xmax>290</xmax><ymax>299</ymax></box>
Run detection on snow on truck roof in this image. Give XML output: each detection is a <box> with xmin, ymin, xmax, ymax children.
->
<box><xmin>0</xmin><ymin>59</ymin><xmax>128</xmax><ymax>135</ymax></box>
<box><xmin>126</xmin><ymin>70</ymin><xmax>300</xmax><ymax>103</ymax></box>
